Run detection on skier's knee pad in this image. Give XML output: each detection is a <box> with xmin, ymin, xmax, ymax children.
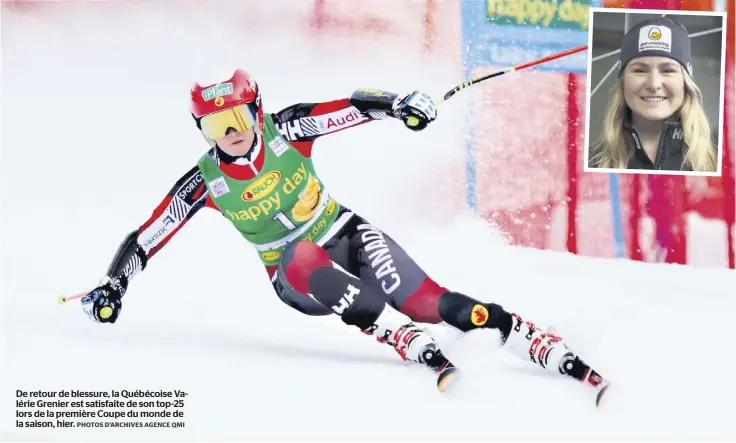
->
<box><xmin>437</xmin><ymin>291</ymin><xmax>512</xmax><ymax>334</ymax></box>
<box><xmin>309</xmin><ymin>266</ymin><xmax>385</xmax><ymax>330</ymax></box>
<box><xmin>280</xmin><ymin>240</ymin><xmax>333</xmax><ymax>294</ymax></box>
<box><xmin>272</xmin><ymin>240</ymin><xmax>334</xmax><ymax>316</ymax></box>
<box><xmin>272</xmin><ymin>273</ymin><xmax>333</xmax><ymax>316</ymax></box>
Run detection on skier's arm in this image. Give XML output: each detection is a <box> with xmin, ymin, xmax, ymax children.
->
<box><xmin>271</xmin><ymin>88</ymin><xmax>436</xmax><ymax>156</ymax></box>
<box><xmin>272</xmin><ymin>89</ymin><xmax>397</xmax><ymax>141</ymax></box>
<box><xmin>81</xmin><ymin>165</ymin><xmax>209</xmax><ymax>323</ymax></box>
<box><xmin>109</xmin><ymin>165</ymin><xmax>209</xmax><ymax>281</ymax></box>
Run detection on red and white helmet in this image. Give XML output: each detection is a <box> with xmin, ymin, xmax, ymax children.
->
<box><xmin>189</xmin><ymin>69</ymin><xmax>263</xmax><ymax>147</ymax></box>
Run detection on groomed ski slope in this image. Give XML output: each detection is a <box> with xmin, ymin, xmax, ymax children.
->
<box><xmin>2</xmin><ymin>2</ymin><xmax>735</xmax><ymax>441</ymax></box>
<box><xmin>4</xmin><ymin>213</ymin><xmax>736</xmax><ymax>441</ymax></box>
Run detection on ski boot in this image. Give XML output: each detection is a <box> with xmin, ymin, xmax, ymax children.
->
<box><xmin>365</xmin><ymin>306</ymin><xmax>460</xmax><ymax>392</ymax></box>
<box><xmin>503</xmin><ymin>313</ymin><xmax>610</xmax><ymax>407</ymax></box>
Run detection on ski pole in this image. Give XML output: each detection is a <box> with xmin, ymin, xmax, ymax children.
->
<box><xmin>406</xmin><ymin>44</ymin><xmax>588</xmax><ymax>126</ymax></box>
<box><xmin>58</xmin><ymin>290</ymin><xmax>91</xmax><ymax>305</ymax></box>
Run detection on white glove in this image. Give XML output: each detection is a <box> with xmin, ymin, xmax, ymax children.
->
<box><xmin>392</xmin><ymin>90</ymin><xmax>438</xmax><ymax>131</ymax></box>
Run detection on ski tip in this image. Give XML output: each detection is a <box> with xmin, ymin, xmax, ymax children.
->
<box><xmin>58</xmin><ymin>295</ymin><xmax>68</xmax><ymax>305</ymax></box>
<box><xmin>437</xmin><ymin>366</ymin><xmax>460</xmax><ymax>393</ymax></box>
<box><xmin>595</xmin><ymin>383</ymin><xmax>610</xmax><ymax>408</ymax></box>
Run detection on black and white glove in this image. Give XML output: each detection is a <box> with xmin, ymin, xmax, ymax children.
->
<box><xmin>392</xmin><ymin>90</ymin><xmax>438</xmax><ymax>131</ymax></box>
<box><xmin>80</xmin><ymin>276</ymin><xmax>127</xmax><ymax>324</ymax></box>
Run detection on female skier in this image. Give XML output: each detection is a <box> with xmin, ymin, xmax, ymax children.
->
<box><xmin>79</xmin><ymin>69</ymin><xmax>608</xmax><ymax>402</ymax></box>
<box><xmin>589</xmin><ymin>17</ymin><xmax>717</xmax><ymax>171</ymax></box>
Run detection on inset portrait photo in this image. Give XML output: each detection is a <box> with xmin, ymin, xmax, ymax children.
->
<box><xmin>584</xmin><ymin>8</ymin><xmax>726</xmax><ymax>176</ymax></box>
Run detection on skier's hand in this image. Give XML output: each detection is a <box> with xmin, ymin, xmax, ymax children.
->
<box><xmin>80</xmin><ymin>276</ymin><xmax>127</xmax><ymax>324</ymax></box>
<box><xmin>392</xmin><ymin>91</ymin><xmax>437</xmax><ymax>131</ymax></box>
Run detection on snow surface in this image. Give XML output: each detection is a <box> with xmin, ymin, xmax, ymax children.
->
<box><xmin>2</xmin><ymin>2</ymin><xmax>736</xmax><ymax>441</ymax></box>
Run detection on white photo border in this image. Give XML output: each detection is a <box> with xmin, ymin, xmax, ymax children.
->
<box><xmin>583</xmin><ymin>7</ymin><xmax>727</xmax><ymax>177</ymax></box>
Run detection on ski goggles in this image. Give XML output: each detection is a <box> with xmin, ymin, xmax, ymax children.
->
<box><xmin>199</xmin><ymin>104</ymin><xmax>257</xmax><ymax>140</ymax></box>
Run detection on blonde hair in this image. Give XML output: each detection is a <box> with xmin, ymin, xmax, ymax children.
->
<box><xmin>590</xmin><ymin>65</ymin><xmax>717</xmax><ymax>172</ymax></box>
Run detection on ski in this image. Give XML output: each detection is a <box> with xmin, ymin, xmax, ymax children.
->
<box><xmin>436</xmin><ymin>361</ymin><xmax>460</xmax><ymax>392</ymax></box>
<box><xmin>417</xmin><ymin>344</ymin><xmax>461</xmax><ymax>392</ymax></box>
<box><xmin>595</xmin><ymin>381</ymin><xmax>610</xmax><ymax>408</ymax></box>
<box><xmin>581</xmin><ymin>367</ymin><xmax>611</xmax><ymax>408</ymax></box>
<box><xmin>561</xmin><ymin>355</ymin><xmax>611</xmax><ymax>408</ymax></box>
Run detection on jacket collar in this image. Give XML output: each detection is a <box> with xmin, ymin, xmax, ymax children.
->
<box><xmin>622</xmin><ymin>109</ymin><xmax>687</xmax><ymax>170</ymax></box>
<box><xmin>213</xmin><ymin>133</ymin><xmax>267</xmax><ymax>180</ymax></box>
<box><xmin>622</xmin><ymin>109</ymin><xmax>684</xmax><ymax>152</ymax></box>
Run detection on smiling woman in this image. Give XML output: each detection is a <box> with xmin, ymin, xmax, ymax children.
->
<box><xmin>588</xmin><ymin>17</ymin><xmax>717</xmax><ymax>172</ymax></box>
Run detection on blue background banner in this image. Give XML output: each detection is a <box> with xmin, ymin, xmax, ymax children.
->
<box><xmin>462</xmin><ymin>0</ymin><xmax>602</xmax><ymax>74</ymax></box>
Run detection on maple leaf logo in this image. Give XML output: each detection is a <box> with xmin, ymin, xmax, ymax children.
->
<box><xmin>471</xmin><ymin>305</ymin><xmax>488</xmax><ymax>326</ymax></box>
